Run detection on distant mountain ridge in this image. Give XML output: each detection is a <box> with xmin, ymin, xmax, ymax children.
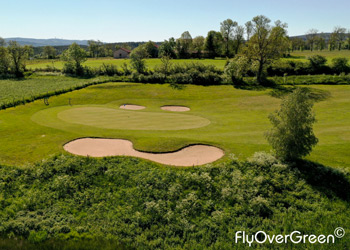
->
<box><xmin>4</xmin><ymin>34</ymin><xmax>333</xmax><ymax>48</ymax></box>
<box><xmin>4</xmin><ymin>37</ymin><xmax>89</xmax><ymax>47</ymax></box>
<box><xmin>290</xmin><ymin>33</ymin><xmax>332</xmax><ymax>42</ymax></box>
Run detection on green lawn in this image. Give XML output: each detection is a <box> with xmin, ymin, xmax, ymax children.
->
<box><xmin>0</xmin><ymin>81</ymin><xmax>349</xmax><ymax>169</ymax></box>
<box><xmin>27</xmin><ymin>58</ymin><xmax>227</xmax><ymax>70</ymax></box>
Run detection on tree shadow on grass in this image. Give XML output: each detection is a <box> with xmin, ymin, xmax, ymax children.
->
<box><xmin>293</xmin><ymin>159</ymin><xmax>350</xmax><ymax>202</ymax></box>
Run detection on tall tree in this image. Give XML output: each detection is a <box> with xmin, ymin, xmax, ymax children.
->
<box><xmin>347</xmin><ymin>29</ymin><xmax>350</xmax><ymax>50</ymax></box>
<box><xmin>0</xmin><ymin>37</ymin><xmax>5</xmax><ymax>47</ymax></box>
<box><xmin>43</xmin><ymin>46</ymin><xmax>57</xmax><ymax>59</ymax></box>
<box><xmin>332</xmin><ymin>26</ymin><xmax>346</xmax><ymax>50</ymax></box>
<box><xmin>290</xmin><ymin>37</ymin><xmax>305</xmax><ymax>51</ymax></box>
<box><xmin>130</xmin><ymin>45</ymin><xmax>149</xmax><ymax>74</ymax></box>
<box><xmin>220</xmin><ymin>19</ymin><xmax>237</xmax><ymax>57</ymax></box>
<box><xmin>176</xmin><ymin>31</ymin><xmax>193</xmax><ymax>58</ymax></box>
<box><xmin>243</xmin><ymin>16</ymin><xmax>288</xmax><ymax>84</ymax></box>
<box><xmin>88</xmin><ymin>40</ymin><xmax>104</xmax><ymax>58</ymax></box>
<box><xmin>7</xmin><ymin>41</ymin><xmax>30</xmax><ymax>77</ymax></box>
<box><xmin>306</xmin><ymin>29</ymin><xmax>318</xmax><ymax>51</ymax></box>
<box><xmin>192</xmin><ymin>36</ymin><xmax>205</xmax><ymax>58</ymax></box>
<box><xmin>205</xmin><ymin>31</ymin><xmax>223</xmax><ymax>58</ymax></box>
<box><xmin>158</xmin><ymin>38</ymin><xmax>176</xmax><ymax>58</ymax></box>
<box><xmin>245</xmin><ymin>21</ymin><xmax>253</xmax><ymax>41</ymax></box>
<box><xmin>0</xmin><ymin>47</ymin><xmax>9</xmax><ymax>75</ymax></box>
<box><xmin>266</xmin><ymin>88</ymin><xmax>318</xmax><ymax>161</ymax></box>
<box><xmin>144</xmin><ymin>41</ymin><xmax>159</xmax><ymax>58</ymax></box>
<box><xmin>233</xmin><ymin>25</ymin><xmax>245</xmax><ymax>54</ymax></box>
<box><xmin>61</xmin><ymin>43</ymin><xmax>87</xmax><ymax>75</ymax></box>
<box><xmin>328</xmin><ymin>33</ymin><xmax>337</xmax><ymax>51</ymax></box>
<box><xmin>315</xmin><ymin>35</ymin><xmax>326</xmax><ymax>51</ymax></box>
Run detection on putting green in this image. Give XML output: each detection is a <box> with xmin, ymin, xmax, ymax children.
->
<box><xmin>32</xmin><ymin>105</ymin><xmax>211</xmax><ymax>131</ymax></box>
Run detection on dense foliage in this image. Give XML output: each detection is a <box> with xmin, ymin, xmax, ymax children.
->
<box><xmin>0</xmin><ymin>154</ymin><xmax>349</xmax><ymax>249</ymax></box>
<box><xmin>266</xmin><ymin>88</ymin><xmax>318</xmax><ymax>160</ymax></box>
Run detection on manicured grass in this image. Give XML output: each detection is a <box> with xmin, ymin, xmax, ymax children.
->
<box><xmin>33</xmin><ymin>105</ymin><xmax>210</xmax><ymax>130</ymax></box>
<box><xmin>26</xmin><ymin>58</ymin><xmax>227</xmax><ymax>70</ymax></box>
<box><xmin>0</xmin><ymin>81</ymin><xmax>349</xmax><ymax>169</ymax></box>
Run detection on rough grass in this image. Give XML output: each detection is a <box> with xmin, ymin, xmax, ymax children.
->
<box><xmin>0</xmin><ymin>81</ymin><xmax>349</xmax><ymax>169</ymax></box>
<box><xmin>0</xmin><ymin>75</ymin><xmax>116</xmax><ymax>109</ymax></box>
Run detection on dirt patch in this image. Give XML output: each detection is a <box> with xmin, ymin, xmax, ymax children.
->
<box><xmin>120</xmin><ymin>104</ymin><xmax>145</xmax><ymax>110</ymax></box>
<box><xmin>64</xmin><ymin>138</ymin><xmax>224</xmax><ymax>166</ymax></box>
<box><xmin>161</xmin><ymin>106</ymin><xmax>190</xmax><ymax>112</ymax></box>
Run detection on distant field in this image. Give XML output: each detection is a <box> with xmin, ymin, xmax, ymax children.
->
<box><xmin>289</xmin><ymin>50</ymin><xmax>350</xmax><ymax>64</ymax></box>
<box><xmin>27</xmin><ymin>58</ymin><xmax>227</xmax><ymax>70</ymax></box>
<box><xmin>26</xmin><ymin>50</ymin><xmax>350</xmax><ymax>71</ymax></box>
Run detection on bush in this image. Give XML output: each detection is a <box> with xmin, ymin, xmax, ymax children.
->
<box><xmin>266</xmin><ymin>88</ymin><xmax>318</xmax><ymax>161</ymax></box>
<box><xmin>332</xmin><ymin>57</ymin><xmax>349</xmax><ymax>74</ymax></box>
<box><xmin>308</xmin><ymin>55</ymin><xmax>327</xmax><ymax>74</ymax></box>
<box><xmin>224</xmin><ymin>56</ymin><xmax>250</xmax><ymax>83</ymax></box>
<box><xmin>1</xmin><ymin>155</ymin><xmax>350</xmax><ymax>249</ymax></box>
<box><xmin>99</xmin><ymin>64</ymin><xmax>121</xmax><ymax>76</ymax></box>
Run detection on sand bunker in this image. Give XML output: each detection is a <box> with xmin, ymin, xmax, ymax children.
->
<box><xmin>64</xmin><ymin>138</ymin><xmax>224</xmax><ymax>166</ymax></box>
<box><xmin>120</xmin><ymin>104</ymin><xmax>145</xmax><ymax>110</ymax></box>
<box><xmin>161</xmin><ymin>106</ymin><xmax>190</xmax><ymax>112</ymax></box>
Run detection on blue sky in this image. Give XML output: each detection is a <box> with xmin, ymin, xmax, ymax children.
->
<box><xmin>1</xmin><ymin>0</ymin><xmax>349</xmax><ymax>42</ymax></box>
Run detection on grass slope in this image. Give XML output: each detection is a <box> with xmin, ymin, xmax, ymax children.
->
<box><xmin>0</xmin><ymin>82</ymin><xmax>349</xmax><ymax>169</ymax></box>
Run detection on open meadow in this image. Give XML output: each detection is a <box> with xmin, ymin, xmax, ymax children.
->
<box><xmin>26</xmin><ymin>58</ymin><xmax>228</xmax><ymax>70</ymax></box>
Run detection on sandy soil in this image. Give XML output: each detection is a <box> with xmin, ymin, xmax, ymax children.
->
<box><xmin>161</xmin><ymin>106</ymin><xmax>190</xmax><ymax>112</ymax></box>
<box><xmin>119</xmin><ymin>104</ymin><xmax>145</xmax><ymax>110</ymax></box>
<box><xmin>64</xmin><ymin>138</ymin><xmax>224</xmax><ymax>166</ymax></box>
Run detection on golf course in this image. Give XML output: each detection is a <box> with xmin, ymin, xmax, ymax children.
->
<box><xmin>1</xmin><ymin>80</ymin><xmax>349</xmax><ymax>169</ymax></box>
<box><xmin>1</xmin><ymin>2</ymin><xmax>350</xmax><ymax>247</ymax></box>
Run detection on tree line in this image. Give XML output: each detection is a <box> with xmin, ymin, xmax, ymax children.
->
<box><xmin>291</xmin><ymin>27</ymin><xmax>350</xmax><ymax>51</ymax></box>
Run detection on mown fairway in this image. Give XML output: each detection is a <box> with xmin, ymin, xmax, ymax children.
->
<box><xmin>0</xmin><ymin>81</ymin><xmax>349</xmax><ymax>169</ymax></box>
<box><xmin>26</xmin><ymin>58</ymin><xmax>227</xmax><ymax>70</ymax></box>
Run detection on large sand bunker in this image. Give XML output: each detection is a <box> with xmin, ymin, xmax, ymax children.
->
<box><xmin>64</xmin><ymin>138</ymin><xmax>224</xmax><ymax>166</ymax></box>
<box><xmin>120</xmin><ymin>104</ymin><xmax>145</xmax><ymax>110</ymax></box>
<box><xmin>161</xmin><ymin>106</ymin><xmax>190</xmax><ymax>112</ymax></box>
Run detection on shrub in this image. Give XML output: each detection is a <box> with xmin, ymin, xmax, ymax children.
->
<box><xmin>332</xmin><ymin>57</ymin><xmax>349</xmax><ymax>74</ymax></box>
<box><xmin>99</xmin><ymin>63</ymin><xmax>121</xmax><ymax>76</ymax></box>
<box><xmin>308</xmin><ymin>55</ymin><xmax>327</xmax><ymax>74</ymax></box>
<box><xmin>266</xmin><ymin>88</ymin><xmax>318</xmax><ymax>161</ymax></box>
<box><xmin>224</xmin><ymin>56</ymin><xmax>250</xmax><ymax>83</ymax></box>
